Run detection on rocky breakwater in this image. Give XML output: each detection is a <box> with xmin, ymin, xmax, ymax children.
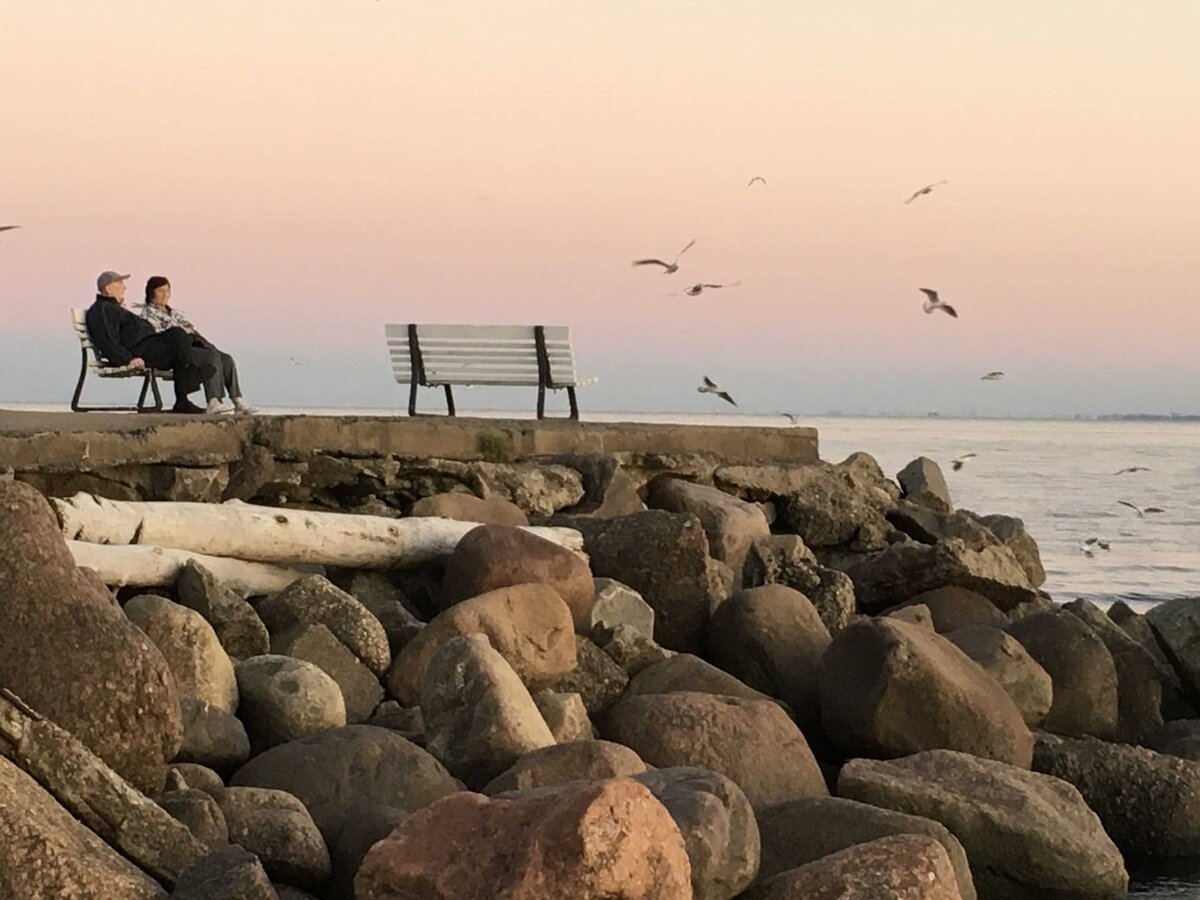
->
<box><xmin>4</xmin><ymin>444</ymin><xmax>1200</xmax><ymax>898</ymax></box>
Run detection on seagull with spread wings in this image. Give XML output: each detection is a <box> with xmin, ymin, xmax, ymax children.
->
<box><xmin>980</xmin><ymin>371</ymin><xmax>1004</xmax><ymax>381</ymax></box>
<box><xmin>631</xmin><ymin>239</ymin><xmax>696</xmax><ymax>274</ymax></box>
<box><xmin>1118</xmin><ymin>500</ymin><xmax>1165</xmax><ymax>518</ymax></box>
<box><xmin>780</xmin><ymin>412</ymin><xmax>800</xmax><ymax>425</ymax></box>
<box><xmin>920</xmin><ymin>288</ymin><xmax>958</xmax><ymax>318</ymax></box>
<box><xmin>905</xmin><ymin>181</ymin><xmax>948</xmax><ymax>204</ymax></box>
<box><xmin>747</xmin><ymin>176</ymin><xmax>767</xmax><ymax>187</ymax></box>
<box><xmin>698</xmin><ymin>376</ymin><xmax>736</xmax><ymax>407</ymax></box>
<box><xmin>951</xmin><ymin>452</ymin><xmax>976</xmax><ymax>472</ymax></box>
<box><xmin>1114</xmin><ymin>466</ymin><xmax>1150</xmax><ymax>475</ymax></box>
<box><xmin>0</xmin><ymin>226</ymin><xmax>20</xmax><ymax>236</ymax></box>
<box><xmin>685</xmin><ymin>281</ymin><xmax>740</xmax><ymax>297</ymax></box>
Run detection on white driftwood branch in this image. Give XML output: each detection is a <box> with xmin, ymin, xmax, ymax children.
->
<box><xmin>68</xmin><ymin>540</ymin><xmax>310</xmax><ymax>593</ymax></box>
<box><xmin>54</xmin><ymin>494</ymin><xmax>585</xmax><ymax>570</ymax></box>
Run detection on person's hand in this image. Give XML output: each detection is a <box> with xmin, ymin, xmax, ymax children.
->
<box><xmin>129</xmin><ymin>357</ymin><xmax>146</xmax><ymax>370</ymax></box>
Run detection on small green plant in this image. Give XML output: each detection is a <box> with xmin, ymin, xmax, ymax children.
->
<box><xmin>476</xmin><ymin>429</ymin><xmax>513</xmax><ymax>463</ymax></box>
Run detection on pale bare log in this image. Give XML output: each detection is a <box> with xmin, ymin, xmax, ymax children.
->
<box><xmin>68</xmin><ymin>541</ymin><xmax>310</xmax><ymax>593</ymax></box>
<box><xmin>53</xmin><ymin>494</ymin><xmax>585</xmax><ymax>569</ymax></box>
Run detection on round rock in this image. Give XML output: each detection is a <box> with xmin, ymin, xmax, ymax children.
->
<box><xmin>234</xmin><ymin>655</ymin><xmax>346</xmax><ymax>753</ymax></box>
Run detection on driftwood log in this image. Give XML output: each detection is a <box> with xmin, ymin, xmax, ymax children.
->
<box><xmin>68</xmin><ymin>541</ymin><xmax>312</xmax><ymax>593</ymax></box>
<box><xmin>53</xmin><ymin>493</ymin><xmax>585</xmax><ymax>570</ymax></box>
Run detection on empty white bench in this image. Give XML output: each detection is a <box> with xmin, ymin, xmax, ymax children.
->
<box><xmin>385</xmin><ymin>324</ymin><xmax>581</xmax><ymax>419</ymax></box>
<box><xmin>70</xmin><ymin>307</ymin><xmax>173</xmax><ymax>412</ymax></box>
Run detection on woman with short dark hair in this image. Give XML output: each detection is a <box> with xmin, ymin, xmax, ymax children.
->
<box><xmin>139</xmin><ymin>276</ymin><xmax>252</xmax><ymax>414</ymax></box>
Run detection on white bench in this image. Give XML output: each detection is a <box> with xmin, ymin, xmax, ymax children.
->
<box><xmin>385</xmin><ymin>323</ymin><xmax>581</xmax><ymax>419</ymax></box>
<box><xmin>70</xmin><ymin>308</ymin><xmax>173</xmax><ymax>412</ymax></box>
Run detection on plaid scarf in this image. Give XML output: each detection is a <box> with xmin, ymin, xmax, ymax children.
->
<box><xmin>137</xmin><ymin>302</ymin><xmax>195</xmax><ymax>333</ymax></box>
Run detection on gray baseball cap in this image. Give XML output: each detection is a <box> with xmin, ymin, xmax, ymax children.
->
<box><xmin>96</xmin><ymin>270</ymin><xmax>131</xmax><ymax>292</ymax></box>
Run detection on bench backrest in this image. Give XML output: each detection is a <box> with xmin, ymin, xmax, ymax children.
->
<box><xmin>70</xmin><ymin>307</ymin><xmax>109</xmax><ymax>367</ymax></box>
<box><xmin>385</xmin><ymin>324</ymin><xmax>578</xmax><ymax>387</ymax></box>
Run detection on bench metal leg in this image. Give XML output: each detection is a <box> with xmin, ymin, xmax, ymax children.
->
<box><xmin>537</xmin><ymin>384</ymin><xmax>546</xmax><ymax>420</ymax></box>
<box><xmin>408</xmin><ymin>380</ymin><xmax>419</xmax><ymax>416</ymax></box>
<box><xmin>568</xmin><ymin>387</ymin><xmax>579</xmax><ymax>421</ymax></box>
<box><xmin>70</xmin><ymin>349</ymin><xmax>141</xmax><ymax>413</ymax></box>
<box><xmin>444</xmin><ymin>385</ymin><xmax>456</xmax><ymax>417</ymax></box>
<box><xmin>136</xmin><ymin>372</ymin><xmax>164</xmax><ymax>413</ymax></box>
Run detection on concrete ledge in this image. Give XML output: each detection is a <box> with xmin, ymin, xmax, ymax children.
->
<box><xmin>0</xmin><ymin>411</ymin><xmax>818</xmax><ymax>473</ymax></box>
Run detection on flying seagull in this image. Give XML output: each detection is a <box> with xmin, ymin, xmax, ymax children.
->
<box><xmin>632</xmin><ymin>239</ymin><xmax>697</xmax><ymax>275</ymax></box>
<box><xmin>684</xmin><ymin>281</ymin><xmax>741</xmax><ymax>297</ymax></box>
<box><xmin>1084</xmin><ymin>537</ymin><xmax>1112</xmax><ymax>551</ymax></box>
<box><xmin>1118</xmin><ymin>500</ymin><xmax>1165</xmax><ymax>518</ymax></box>
<box><xmin>1114</xmin><ymin>466</ymin><xmax>1150</xmax><ymax>475</ymax></box>
<box><xmin>289</xmin><ymin>356</ymin><xmax>306</xmax><ymax>366</ymax></box>
<box><xmin>698</xmin><ymin>376</ymin><xmax>736</xmax><ymax>407</ymax></box>
<box><xmin>905</xmin><ymin>181</ymin><xmax>948</xmax><ymax>204</ymax></box>
<box><xmin>951</xmin><ymin>452</ymin><xmax>976</xmax><ymax>472</ymax></box>
<box><xmin>920</xmin><ymin>288</ymin><xmax>958</xmax><ymax>318</ymax></box>
<box><xmin>0</xmin><ymin>226</ymin><xmax>20</xmax><ymax>235</ymax></box>
<box><xmin>747</xmin><ymin>176</ymin><xmax>767</xmax><ymax>187</ymax></box>
<box><xmin>780</xmin><ymin>412</ymin><xmax>800</xmax><ymax>425</ymax></box>
<box><xmin>980</xmin><ymin>371</ymin><xmax>1004</xmax><ymax>381</ymax></box>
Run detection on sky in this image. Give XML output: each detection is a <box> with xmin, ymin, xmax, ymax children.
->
<box><xmin>2</xmin><ymin>1</ymin><xmax>1198</xmax><ymax>416</ymax></box>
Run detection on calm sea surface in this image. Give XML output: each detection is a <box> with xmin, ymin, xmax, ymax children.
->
<box><xmin>7</xmin><ymin>405</ymin><xmax>1199</xmax><ymax>894</ymax></box>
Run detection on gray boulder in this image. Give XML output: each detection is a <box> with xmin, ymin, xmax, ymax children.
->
<box><xmin>888</xmin><ymin>586</ymin><xmax>1008</xmax><ymax>633</ymax></box>
<box><xmin>968</xmin><ymin>512</ymin><xmax>1046</xmax><ymax>588</ymax></box>
<box><xmin>177</xmin><ymin>561</ymin><xmax>271</xmax><ymax>661</ymax></box>
<box><xmin>755</xmin><ymin>796</ymin><xmax>975</xmax><ymax>900</ymax></box>
<box><xmin>1146</xmin><ymin>597</ymin><xmax>1200</xmax><ymax>703</ymax></box>
<box><xmin>741</xmin><ymin>535</ymin><xmax>856</xmax><ymax>634</ymax></box>
<box><xmin>597</xmin><ymin>623</ymin><xmax>675</xmax><ymax>675</ymax></box>
<box><xmin>944</xmin><ymin>625</ymin><xmax>1053</xmax><ymax>728</ymax></box>
<box><xmin>1008</xmin><ymin>610</ymin><xmax>1119</xmax><ymax>738</ymax></box>
<box><xmin>549</xmin><ymin>635</ymin><xmax>629</xmax><ymax>714</ymax></box>
<box><xmin>420</xmin><ymin>634</ymin><xmax>555</xmax><ymax>789</ymax></box>
<box><xmin>177</xmin><ymin>697</ymin><xmax>252</xmax><ymax>772</ymax></box>
<box><xmin>647</xmin><ymin>477</ymin><xmax>771</xmax><ymax>580</ymax></box>
<box><xmin>819</xmin><ymin>618</ymin><xmax>1034</xmax><ymax>766</ymax></box>
<box><xmin>897</xmin><ymin>456</ymin><xmax>952</xmax><ymax>512</ymax></box>
<box><xmin>328</xmin><ymin>805</ymin><xmax>408</xmax><ymax>900</ymax></box>
<box><xmin>172</xmin><ymin>845</ymin><xmax>278</xmax><ymax>900</ymax></box>
<box><xmin>584</xmin><ymin>577</ymin><xmax>655</xmax><ymax>641</ymax></box>
<box><xmin>168</xmin><ymin>763</ymin><xmax>225</xmax><ymax>797</ymax></box>
<box><xmin>532</xmin><ymin>690</ymin><xmax>593</xmax><ymax>742</ymax></box>
<box><xmin>839</xmin><ymin>750</ymin><xmax>1128</xmax><ymax>899</ymax></box>
<box><xmin>234</xmin><ymin>656</ymin><xmax>346</xmax><ymax>753</ymax></box>
<box><xmin>270</xmin><ymin>623</ymin><xmax>384</xmax><ymax>724</ymax></box>
<box><xmin>256</xmin><ymin>575</ymin><xmax>391</xmax><ymax>676</ymax></box>
<box><xmin>158</xmin><ymin>788</ymin><xmax>229</xmax><ymax>849</ymax></box>
<box><xmin>633</xmin><ymin>767</ymin><xmax>761</xmax><ymax>900</ymax></box>
<box><xmin>331</xmin><ymin>570</ymin><xmax>425</xmax><ymax>657</ymax></box>
<box><xmin>231</xmin><ymin>725</ymin><xmax>461</xmax><ymax>843</ymax></box>
<box><xmin>217</xmin><ymin>787</ymin><xmax>331</xmax><ymax>890</ymax></box>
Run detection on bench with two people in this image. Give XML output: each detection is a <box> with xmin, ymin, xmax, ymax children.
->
<box><xmin>72</xmin><ymin>270</ymin><xmax>252</xmax><ymax>414</ymax></box>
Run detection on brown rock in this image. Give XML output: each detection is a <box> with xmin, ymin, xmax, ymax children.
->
<box><xmin>271</xmin><ymin>623</ymin><xmax>384</xmax><ymax>724</ymax></box>
<box><xmin>386</xmin><ymin>583</ymin><xmax>576</xmax><ymax>705</ymax></box>
<box><xmin>354</xmin><ymin>779</ymin><xmax>692</xmax><ymax>899</ymax></box>
<box><xmin>482</xmin><ymin>740</ymin><xmax>648</xmax><ymax>795</ymax></box>
<box><xmin>623</xmin><ymin>653</ymin><xmax>781</xmax><ymax>707</ymax></box>
<box><xmin>647</xmin><ymin>477</ymin><xmax>771</xmax><ymax>580</ymax></box>
<box><xmin>601</xmin><ymin>691</ymin><xmax>827</xmax><ymax>807</ymax></box>
<box><xmin>887</xmin><ymin>586</ymin><xmax>1008</xmax><ymax>633</ymax></box>
<box><xmin>943</xmin><ymin>625</ymin><xmax>1053</xmax><ymax>728</ymax></box>
<box><xmin>533</xmin><ymin>690</ymin><xmax>594</xmax><ymax>742</ymax></box>
<box><xmin>549</xmin><ymin>635</ymin><xmax>628</xmax><ymax>714</ymax></box>
<box><xmin>158</xmin><ymin>788</ymin><xmax>229</xmax><ymax>849</ymax></box>
<box><xmin>897</xmin><ymin>457</ymin><xmax>953</xmax><ymax>512</ymax></box>
<box><xmin>409</xmin><ymin>491</ymin><xmax>529</xmax><ymax>525</ymax></box>
<box><xmin>742</xmin><ymin>834</ymin><xmax>963</xmax><ymax>900</ymax></box>
<box><xmin>707</xmin><ymin>584</ymin><xmax>830</xmax><ymax>724</ymax></box>
<box><xmin>217</xmin><ymin>787</ymin><xmax>331</xmax><ymax>890</ymax></box>
<box><xmin>176</xmin><ymin>561</ymin><xmax>271</xmax><ymax>661</ymax></box>
<box><xmin>439</xmin><ymin>524</ymin><xmax>593</xmax><ymax>625</ymax></box>
<box><xmin>818</xmin><ymin>618</ymin><xmax>1033</xmax><ymax>767</ymax></box>
<box><xmin>0</xmin><ymin>481</ymin><xmax>183</xmax><ymax>794</ymax></box>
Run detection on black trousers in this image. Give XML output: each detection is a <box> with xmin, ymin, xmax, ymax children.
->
<box><xmin>130</xmin><ymin>326</ymin><xmax>207</xmax><ymax>404</ymax></box>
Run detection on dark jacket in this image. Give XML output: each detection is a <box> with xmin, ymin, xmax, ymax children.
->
<box><xmin>85</xmin><ymin>294</ymin><xmax>156</xmax><ymax>366</ymax></box>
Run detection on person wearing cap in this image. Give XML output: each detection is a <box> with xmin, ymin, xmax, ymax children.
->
<box><xmin>138</xmin><ymin>275</ymin><xmax>252</xmax><ymax>414</ymax></box>
<box><xmin>85</xmin><ymin>271</ymin><xmax>213</xmax><ymax>413</ymax></box>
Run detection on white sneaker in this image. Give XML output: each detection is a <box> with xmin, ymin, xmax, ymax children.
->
<box><xmin>205</xmin><ymin>398</ymin><xmax>222</xmax><ymax>414</ymax></box>
<box><xmin>233</xmin><ymin>398</ymin><xmax>257</xmax><ymax>416</ymax></box>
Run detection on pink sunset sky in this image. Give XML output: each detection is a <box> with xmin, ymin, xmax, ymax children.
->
<box><xmin>2</xmin><ymin>2</ymin><xmax>1197</xmax><ymax>415</ymax></box>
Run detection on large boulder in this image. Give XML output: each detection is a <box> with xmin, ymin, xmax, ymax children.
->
<box><xmin>549</xmin><ymin>510</ymin><xmax>715</xmax><ymax>653</ymax></box>
<box><xmin>387</xmin><ymin>583</ymin><xmax>576</xmax><ymax>705</ymax></box>
<box><xmin>0</xmin><ymin>481</ymin><xmax>182</xmax><ymax>794</ymax></box>
<box><xmin>1108</xmin><ymin>599</ymin><xmax>1180</xmax><ymax>674</ymax></box>
<box><xmin>943</xmin><ymin>625</ymin><xmax>1053</xmax><ymax>727</ymax></box>
<box><xmin>158</xmin><ymin>787</ymin><xmax>229</xmax><ymax>849</ymax></box>
<box><xmin>231</xmin><ymin>725</ymin><xmax>461</xmax><ymax>843</ymax></box>
<box><xmin>482</xmin><ymin>740</ymin><xmax>648</xmax><ymax>795</ymax></box>
<box><xmin>534</xmin><ymin>690</ymin><xmax>593</xmax><ymax>742</ymax></box>
<box><xmin>740</xmin><ymin>535</ymin><xmax>857</xmax><ymax>634</ymax></box>
<box><xmin>741</xmin><ymin>833</ymin><xmax>963</xmax><ymax>900</ymax></box>
<box><xmin>708</xmin><ymin>584</ymin><xmax>830</xmax><ymax>723</ymax></box>
<box><xmin>177</xmin><ymin>697</ymin><xmax>252</xmax><ymax>772</ymax></box>
<box><xmin>1008</xmin><ymin>610</ymin><xmax>1119</xmax><ymax>738</ymax></box>
<box><xmin>755</xmin><ymin>797</ymin><xmax>974</xmax><ymax>900</ymax></box>
<box><xmin>886</xmin><ymin>503</ymin><xmax>1001</xmax><ymax>551</ymax></box>
<box><xmin>1034</xmin><ymin>734</ymin><xmax>1200</xmax><ymax>856</ymax></box>
<box><xmin>967</xmin><ymin>512</ymin><xmax>1046</xmax><ymax>588</ymax></box>
<box><xmin>819</xmin><ymin>618</ymin><xmax>1034</xmax><ymax>766</ymax></box>
<box><xmin>331</xmin><ymin>570</ymin><xmax>425</xmax><ymax>657</ymax></box>
<box><xmin>633</xmin><ymin>767</ymin><xmax>760</xmax><ymax>900</ymax></box>
<box><xmin>839</xmin><ymin>538</ymin><xmax>1038</xmax><ymax>614</ymax></box>
<box><xmin>354</xmin><ymin>780</ymin><xmax>692</xmax><ymax>899</ymax></box>
<box><xmin>408</xmin><ymin>491</ymin><xmax>528</xmax><ymax>525</ymax></box>
<box><xmin>549</xmin><ymin>635</ymin><xmax>629</xmax><ymax>714</ymax></box>
<box><xmin>540</xmin><ymin>453</ymin><xmax>647</xmax><ymax>518</ymax></box>
<box><xmin>256</xmin><ymin>575</ymin><xmax>391</xmax><ymax>676</ymax></box>
<box><xmin>624</xmin><ymin>653</ymin><xmax>780</xmax><ymax>707</ymax></box>
<box><xmin>839</xmin><ymin>750</ymin><xmax>1128</xmax><ymax>899</ymax></box>
<box><xmin>896</xmin><ymin>457</ymin><xmax>952</xmax><ymax>512</ymax></box>
<box><xmin>647</xmin><ymin>477</ymin><xmax>771</xmax><ymax>580</ymax></box>
<box><xmin>584</xmin><ymin>577</ymin><xmax>656</xmax><ymax>641</ymax></box>
<box><xmin>235</xmin><ymin>655</ymin><xmax>346</xmax><ymax>752</ymax></box>
<box><xmin>439</xmin><ymin>524</ymin><xmax>594</xmax><ymax>625</ymax></box>
<box><xmin>328</xmin><ymin>805</ymin><xmax>408</xmax><ymax>900</ymax></box>
<box><xmin>601</xmin><ymin>691</ymin><xmax>827</xmax><ymax>807</ymax></box>
<box><xmin>421</xmin><ymin>634</ymin><xmax>555</xmax><ymax>788</ymax></box>
<box><xmin>172</xmin><ymin>844</ymin><xmax>277</xmax><ymax>900</ymax></box>
<box><xmin>216</xmin><ymin>787</ymin><xmax>331</xmax><ymax>890</ymax></box>
<box><xmin>176</xmin><ymin>561</ymin><xmax>271</xmax><ymax>661</ymax></box>
<box><xmin>886</xmin><ymin>586</ymin><xmax>1008</xmax><ymax>633</ymax></box>
<box><xmin>271</xmin><ymin>623</ymin><xmax>384</xmax><ymax>724</ymax></box>
<box><xmin>125</xmin><ymin>594</ymin><xmax>239</xmax><ymax>713</ymax></box>
<box><xmin>0</xmin><ymin>757</ymin><xmax>167</xmax><ymax>899</ymax></box>
<box><xmin>1146</xmin><ymin>598</ymin><xmax>1200</xmax><ymax>702</ymax></box>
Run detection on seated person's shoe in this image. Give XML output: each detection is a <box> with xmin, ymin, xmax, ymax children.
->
<box><xmin>171</xmin><ymin>400</ymin><xmax>206</xmax><ymax>414</ymax></box>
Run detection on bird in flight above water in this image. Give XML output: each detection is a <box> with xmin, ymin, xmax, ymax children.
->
<box><xmin>780</xmin><ymin>412</ymin><xmax>800</xmax><ymax>425</ymax></box>
<box><xmin>698</xmin><ymin>376</ymin><xmax>737</xmax><ymax>407</ymax></box>
<box><xmin>980</xmin><ymin>371</ymin><xmax>1004</xmax><ymax>381</ymax></box>
<box><xmin>0</xmin><ymin>226</ymin><xmax>21</xmax><ymax>236</ymax></box>
<box><xmin>747</xmin><ymin>176</ymin><xmax>767</xmax><ymax>187</ymax></box>
<box><xmin>1118</xmin><ymin>500</ymin><xmax>1165</xmax><ymax>518</ymax></box>
<box><xmin>684</xmin><ymin>281</ymin><xmax>741</xmax><ymax>297</ymax></box>
<box><xmin>1080</xmin><ymin>537</ymin><xmax>1112</xmax><ymax>557</ymax></box>
<box><xmin>631</xmin><ymin>239</ymin><xmax>697</xmax><ymax>274</ymax></box>
<box><xmin>919</xmin><ymin>288</ymin><xmax>958</xmax><ymax>318</ymax></box>
<box><xmin>905</xmin><ymin>181</ymin><xmax>949</xmax><ymax>204</ymax></box>
<box><xmin>951</xmin><ymin>452</ymin><xmax>977</xmax><ymax>472</ymax></box>
<box><xmin>1114</xmin><ymin>466</ymin><xmax>1150</xmax><ymax>475</ymax></box>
